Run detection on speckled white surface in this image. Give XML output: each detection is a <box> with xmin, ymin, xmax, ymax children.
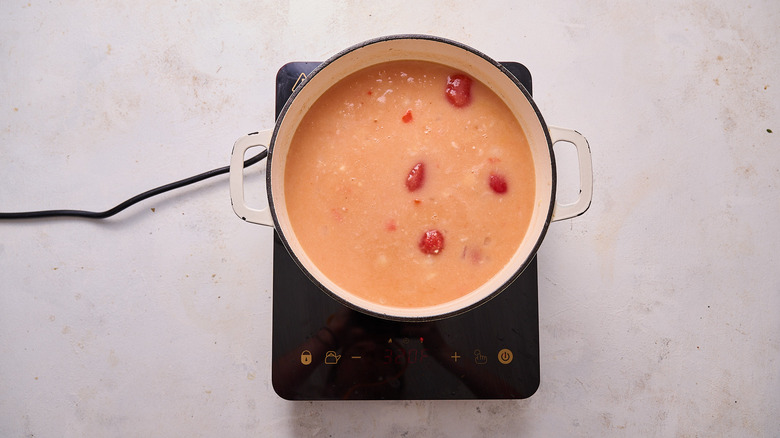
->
<box><xmin>1</xmin><ymin>1</ymin><xmax>779</xmax><ymax>436</ymax></box>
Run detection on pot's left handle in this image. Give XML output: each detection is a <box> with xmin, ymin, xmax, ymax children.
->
<box><xmin>549</xmin><ymin>126</ymin><xmax>593</xmax><ymax>221</ymax></box>
<box><xmin>229</xmin><ymin>130</ymin><xmax>274</xmax><ymax>227</ymax></box>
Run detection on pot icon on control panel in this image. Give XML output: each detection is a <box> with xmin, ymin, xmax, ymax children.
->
<box><xmin>325</xmin><ymin>351</ymin><xmax>341</xmax><ymax>365</ymax></box>
<box><xmin>300</xmin><ymin>350</ymin><xmax>312</xmax><ymax>365</ymax></box>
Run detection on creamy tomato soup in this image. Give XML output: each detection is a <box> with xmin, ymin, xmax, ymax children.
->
<box><xmin>284</xmin><ymin>60</ymin><xmax>535</xmax><ymax>308</ymax></box>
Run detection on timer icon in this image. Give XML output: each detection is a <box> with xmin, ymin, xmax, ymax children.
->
<box><xmin>497</xmin><ymin>348</ymin><xmax>514</xmax><ymax>365</ymax></box>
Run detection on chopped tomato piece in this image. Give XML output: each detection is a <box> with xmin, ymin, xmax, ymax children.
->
<box><xmin>445</xmin><ymin>74</ymin><xmax>472</xmax><ymax>107</ymax></box>
<box><xmin>419</xmin><ymin>229</ymin><xmax>445</xmax><ymax>255</ymax></box>
<box><xmin>488</xmin><ymin>173</ymin><xmax>508</xmax><ymax>194</ymax></box>
<box><xmin>406</xmin><ymin>162</ymin><xmax>425</xmax><ymax>191</ymax></box>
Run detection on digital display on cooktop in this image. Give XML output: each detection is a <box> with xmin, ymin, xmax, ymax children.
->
<box><xmin>271</xmin><ymin>62</ymin><xmax>539</xmax><ymax>400</ymax></box>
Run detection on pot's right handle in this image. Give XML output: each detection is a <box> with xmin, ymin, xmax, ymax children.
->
<box><xmin>549</xmin><ymin>126</ymin><xmax>593</xmax><ymax>221</ymax></box>
<box><xmin>229</xmin><ymin>130</ymin><xmax>275</xmax><ymax>227</ymax></box>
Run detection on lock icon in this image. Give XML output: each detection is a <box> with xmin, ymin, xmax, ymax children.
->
<box><xmin>300</xmin><ymin>350</ymin><xmax>312</xmax><ymax>365</ymax></box>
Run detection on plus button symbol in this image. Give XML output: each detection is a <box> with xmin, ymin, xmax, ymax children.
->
<box><xmin>451</xmin><ymin>352</ymin><xmax>461</xmax><ymax>362</ymax></box>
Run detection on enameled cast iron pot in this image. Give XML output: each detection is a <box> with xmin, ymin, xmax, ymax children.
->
<box><xmin>229</xmin><ymin>35</ymin><xmax>593</xmax><ymax>322</ymax></box>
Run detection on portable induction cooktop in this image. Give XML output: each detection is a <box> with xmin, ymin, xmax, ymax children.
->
<box><xmin>271</xmin><ymin>62</ymin><xmax>540</xmax><ymax>400</ymax></box>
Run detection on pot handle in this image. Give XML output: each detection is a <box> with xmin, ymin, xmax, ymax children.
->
<box><xmin>229</xmin><ymin>130</ymin><xmax>275</xmax><ymax>227</ymax></box>
<box><xmin>549</xmin><ymin>126</ymin><xmax>593</xmax><ymax>221</ymax></box>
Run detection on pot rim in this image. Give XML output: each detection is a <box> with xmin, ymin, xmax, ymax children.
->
<box><xmin>266</xmin><ymin>34</ymin><xmax>556</xmax><ymax>322</ymax></box>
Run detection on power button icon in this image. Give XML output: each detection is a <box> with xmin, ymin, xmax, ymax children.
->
<box><xmin>497</xmin><ymin>348</ymin><xmax>513</xmax><ymax>365</ymax></box>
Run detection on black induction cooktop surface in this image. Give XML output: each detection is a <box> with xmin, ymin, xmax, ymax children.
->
<box><xmin>270</xmin><ymin>62</ymin><xmax>539</xmax><ymax>400</ymax></box>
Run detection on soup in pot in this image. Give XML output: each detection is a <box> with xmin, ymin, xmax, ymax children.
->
<box><xmin>284</xmin><ymin>60</ymin><xmax>535</xmax><ymax>308</ymax></box>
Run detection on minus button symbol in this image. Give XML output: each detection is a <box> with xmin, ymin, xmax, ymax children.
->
<box><xmin>351</xmin><ymin>356</ymin><xmax>362</xmax><ymax>359</ymax></box>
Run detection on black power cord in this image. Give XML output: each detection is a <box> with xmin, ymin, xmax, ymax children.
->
<box><xmin>0</xmin><ymin>149</ymin><xmax>267</xmax><ymax>220</ymax></box>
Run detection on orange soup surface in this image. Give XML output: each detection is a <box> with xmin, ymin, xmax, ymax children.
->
<box><xmin>284</xmin><ymin>60</ymin><xmax>535</xmax><ymax>308</ymax></box>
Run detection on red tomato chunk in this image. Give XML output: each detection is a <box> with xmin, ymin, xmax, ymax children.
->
<box><xmin>406</xmin><ymin>162</ymin><xmax>425</xmax><ymax>191</ymax></box>
<box><xmin>445</xmin><ymin>74</ymin><xmax>472</xmax><ymax>108</ymax></box>
<box><xmin>419</xmin><ymin>229</ymin><xmax>445</xmax><ymax>255</ymax></box>
<box><xmin>489</xmin><ymin>173</ymin><xmax>508</xmax><ymax>194</ymax></box>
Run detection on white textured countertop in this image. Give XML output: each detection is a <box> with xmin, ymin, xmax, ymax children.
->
<box><xmin>1</xmin><ymin>1</ymin><xmax>778</xmax><ymax>436</ymax></box>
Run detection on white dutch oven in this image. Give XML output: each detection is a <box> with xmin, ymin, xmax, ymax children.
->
<box><xmin>229</xmin><ymin>35</ymin><xmax>593</xmax><ymax>322</ymax></box>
